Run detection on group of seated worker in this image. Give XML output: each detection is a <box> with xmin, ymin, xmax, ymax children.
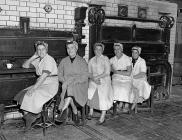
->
<box><xmin>14</xmin><ymin>40</ymin><xmax>151</xmax><ymax>132</ymax></box>
<box><xmin>110</xmin><ymin>43</ymin><xmax>151</xmax><ymax>113</ymax></box>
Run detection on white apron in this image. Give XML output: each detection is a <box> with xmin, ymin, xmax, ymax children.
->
<box><xmin>112</xmin><ymin>74</ymin><xmax>134</xmax><ymax>103</ymax></box>
<box><xmin>131</xmin><ymin>57</ymin><xmax>151</xmax><ymax>103</ymax></box>
<box><xmin>88</xmin><ymin>55</ymin><xmax>113</xmax><ymax>110</ymax></box>
<box><xmin>110</xmin><ymin>54</ymin><xmax>133</xmax><ymax>103</ymax></box>
<box><xmin>21</xmin><ymin>54</ymin><xmax>59</xmax><ymax>114</ymax></box>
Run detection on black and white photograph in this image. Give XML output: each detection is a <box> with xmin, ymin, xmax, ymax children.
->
<box><xmin>0</xmin><ymin>0</ymin><xmax>182</xmax><ymax>140</ymax></box>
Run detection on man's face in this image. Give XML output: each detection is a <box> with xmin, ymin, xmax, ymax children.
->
<box><xmin>132</xmin><ymin>50</ymin><xmax>139</xmax><ymax>59</ymax></box>
<box><xmin>67</xmin><ymin>44</ymin><xmax>77</xmax><ymax>58</ymax></box>
<box><xmin>114</xmin><ymin>45</ymin><xmax>123</xmax><ymax>57</ymax></box>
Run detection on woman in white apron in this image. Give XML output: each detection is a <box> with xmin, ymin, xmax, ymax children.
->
<box><xmin>131</xmin><ymin>46</ymin><xmax>151</xmax><ymax>110</ymax></box>
<box><xmin>110</xmin><ymin>43</ymin><xmax>132</xmax><ymax>113</ymax></box>
<box><xmin>87</xmin><ymin>43</ymin><xmax>113</xmax><ymax>125</ymax></box>
<box><xmin>14</xmin><ymin>41</ymin><xmax>59</xmax><ymax>131</ymax></box>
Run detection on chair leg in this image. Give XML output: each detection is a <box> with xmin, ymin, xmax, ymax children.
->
<box><xmin>85</xmin><ymin>105</ymin><xmax>89</xmax><ymax>118</ymax></box>
<box><xmin>150</xmin><ymin>88</ymin><xmax>154</xmax><ymax>113</ymax></box>
<box><xmin>81</xmin><ymin>106</ymin><xmax>86</xmax><ymax>125</ymax></box>
<box><xmin>113</xmin><ymin>102</ymin><xmax>117</xmax><ymax>116</ymax></box>
<box><xmin>0</xmin><ymin>104</ymin><xmax>4</xmax><ymax>128</ymax></box>
<box><xmin>134</xmin><ymin>104</ymin><xmax>137</xmax><ymax>114</ymax></box>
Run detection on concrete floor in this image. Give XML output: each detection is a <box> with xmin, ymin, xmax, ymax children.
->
<box><xmin>1</xmin><ymin>85</ymin><xmax>182</xmax><ymax>140</ymax></box>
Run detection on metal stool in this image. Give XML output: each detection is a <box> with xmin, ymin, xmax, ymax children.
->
<box><xmin>33</xmin><ymin>97</ymin><xmax>56</xmax><ymax>136</ymax></box>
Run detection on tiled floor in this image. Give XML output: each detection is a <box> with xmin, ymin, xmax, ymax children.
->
<box><xmin>1</xmin><ymin>85</ymin><xmax>182</xmax><ymax>140</ymax></box>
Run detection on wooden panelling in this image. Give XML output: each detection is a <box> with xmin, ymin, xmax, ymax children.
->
<box><xmin>0</xmin><ymin>29</ymin><xmax>72</xmax><ymax>58</ymax></box>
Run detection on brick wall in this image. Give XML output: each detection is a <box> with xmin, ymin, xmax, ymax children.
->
<box><xmin>0</xmin><ymin>0</ymin><xmax>87</xmax><ymax>30</ymax></box>
<box><xmin>0</xmin><ymin>0</ymin><xmax>90</xmax><ymax>60</ymax></box>
<box><xmin>0</xmin><ymin>0</ymin><xmax>177</xmax><ymax>64</ymax></box>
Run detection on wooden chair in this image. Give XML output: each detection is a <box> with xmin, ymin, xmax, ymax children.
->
<box><xmin>134</xmin><ymin>86</ymin><xmax>154</xmax><ymax>113</ymax></box>
<box><xmin>133</xmin><ymin>66</ymin><xmax>154</xmax><ymax>114</ymax></box>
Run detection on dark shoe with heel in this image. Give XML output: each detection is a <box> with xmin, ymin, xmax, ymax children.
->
<box><xmin>122</xmin><ymin>108</ymin><xmax>129</xmax><ymax>114</ymax></box>
<box><xmin>55</xmin><ymin>109</ymin><xmax>68</xmax><ymax>123</ymax></box>
<box><xmin>72</xmin><ymin>113</ymin><xmax>80</xmax><ymax>126</ymax></box>
<box><xmin>24</xmin><ymin>113</ymin><xmax>40</xmax><ymax>131</ymax></box>
<box><xmin>96</xmin><ymin>119</ymin><xmax>105</xmax><ymax>125</ymax></box>
<box><xmin>87</xmin><ymin>114</ymin><xmax>92</xmax><ymax>120</ymax></box>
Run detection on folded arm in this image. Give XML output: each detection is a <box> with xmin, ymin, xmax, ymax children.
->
<box><xmin>113</xmin><ymin>65</ymin><xmax>132</xmax><ymax>76</ymax></box>
<box><xmin>133</xmin><ymin>72</ymin><xmax>146</xmax><ymax>79</ymax></box>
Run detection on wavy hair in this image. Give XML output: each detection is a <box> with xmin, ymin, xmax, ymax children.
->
<box><xmin>93</xmin><ymin>42</ymin><xmax>105</xmax><ymax>51</ymax></box>
<box><xmin>35</xmin><ymin>41</ymin><xmax>48</xmax><ymax>51</ymax></box>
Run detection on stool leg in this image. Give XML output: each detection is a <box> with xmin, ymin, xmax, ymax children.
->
<box><xmin>42</xmin><ymin>105</ymin><xmax>46</xmax><ymax>136</ymax></box>
<box><xmin>53</xmin><ymin>105</ymin><xmax>56</xmax><ymax>124</ymax></box>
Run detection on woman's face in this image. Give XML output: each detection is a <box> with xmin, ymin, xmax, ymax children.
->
<box><xmin>132</xmin><ymin>50</ymin><xmax>139</xmax><ymax>60</ymax></box>
<box><xmin>114</xmin><ymin>45</ymin><xmax>123</xmax><ymax>58</ymax></box>
<box><xmin>37</xmin><ymin>45</ymin><xmax>47</xmax><ymax>59</ymax></box>
<box><xmin>94</xmin><ymin>45</ymin><xmax>103</xmax><ymax>57</ymax></box>
<box><xmin>67</xmin><ymin>43</ymin><xmax>77</xmax><ymax>58</ymax></box>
